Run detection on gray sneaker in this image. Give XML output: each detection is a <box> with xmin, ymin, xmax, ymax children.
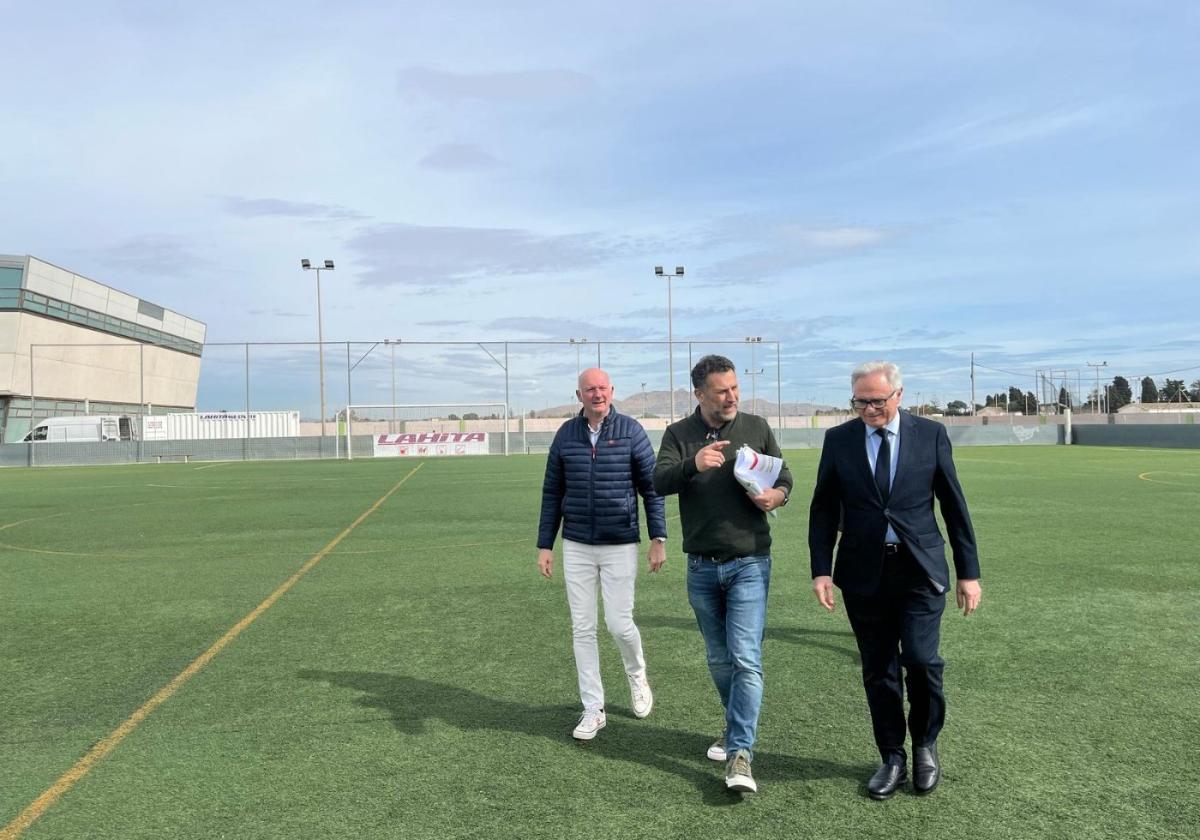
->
<box><xmin>725</xmin><ymin>749</ymin><xmax>757</xmax><ymax>793</ymax></box>
<box><xmin>707</xmin><ymin>736</ymin><xmax>727</xmax><ymax>762</ymax></box>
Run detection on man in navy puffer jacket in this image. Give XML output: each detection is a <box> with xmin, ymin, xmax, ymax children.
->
<box><xmin>538</xmin><ymin>368</ymin><xmax>668</xmax><ymax>741</ymax></box>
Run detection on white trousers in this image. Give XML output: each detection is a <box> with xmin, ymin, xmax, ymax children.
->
<box><xmin>562</xmin><ymin>539</ymin><xmax>647</xmax><ymax>712</ymax></box>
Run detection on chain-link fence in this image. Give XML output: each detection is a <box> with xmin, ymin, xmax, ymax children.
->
<box><xmin>3</xmin><ymin>338</ymin><xmax>1196</xmax><ymax>465</ymax></box>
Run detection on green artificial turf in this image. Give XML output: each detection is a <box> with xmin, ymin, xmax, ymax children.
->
<box><xmin>1</xmin><ymin>448</ymin><xmax>1197</xmax><ymax>839</ymax></box>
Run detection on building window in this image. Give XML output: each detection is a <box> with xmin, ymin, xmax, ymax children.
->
<box><xmin>0</xmin><ymin>266</ymin><xmax>23</xmax><ymax>288</ymax></box>
<box><xmin>138</xmin><ymin>299</ymin><xmax>165</xmax><ymax>320</ymax></box>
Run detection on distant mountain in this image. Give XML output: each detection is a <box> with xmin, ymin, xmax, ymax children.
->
<box><xmin>530</xmin><ymin>389</ymin><xmax>833</xmax><ymax>419</ymax></box>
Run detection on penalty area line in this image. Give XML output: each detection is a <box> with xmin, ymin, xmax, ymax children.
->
<box><xmin>0</xmin><ymin>463</ymin><xmax>424</xmax><ymax>840</ymax></box>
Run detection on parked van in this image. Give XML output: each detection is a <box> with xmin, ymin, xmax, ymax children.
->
<box><xmin>23</xmin><ymin>415</ymin><xmax>138</xmax><ymax>443</ymax></box>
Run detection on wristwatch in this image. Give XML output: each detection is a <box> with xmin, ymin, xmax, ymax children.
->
<box><xmin>652</xmin><ymin>537</ymin><xmax>667</xmax><ymax>543</ymax></box>
<box><xmin>777</xmin><ymin>487</ymin><xmax>790</xmax><ymax>506</ymax></box>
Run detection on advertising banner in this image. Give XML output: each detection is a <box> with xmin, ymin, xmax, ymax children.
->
<box><xmin>373</xmin><ymin>431</ymin><xmax>489</xmax><ymax>457</ymax></box>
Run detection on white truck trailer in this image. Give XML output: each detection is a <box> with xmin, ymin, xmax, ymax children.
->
<box><xmin>141</xmin><ymin>411</ymin><xmax>300</xmax><ymax>441</ymax></box>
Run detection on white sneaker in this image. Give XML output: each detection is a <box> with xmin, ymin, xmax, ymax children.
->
<box><xmin>572</xmin><ymin>709</ymin><xmax>606</xmax><ymax>740</ymax></box>
<box><xmin>707</xmin><ymin>736</ymin><xmax>727</xmax><ymax>762</ymax></box>
<box><xmin>725</xmin><ymin>749</ymin><xmax>757</xmax><ymax>793</ymax></box>
<box><xmin>628</xmin><ymin>675</ymin><xmax>653</xmax><ymax>719</ymax></box>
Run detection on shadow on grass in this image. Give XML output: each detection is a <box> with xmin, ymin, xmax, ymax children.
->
<box><xmin>298</xmin><ymin>670</ymin><xmax>863</xmax><ymax>805</ymax></box>
<box><xmin>639</xmin><ymin>614</ymin><xmax>860</xmax><ymax>662</ymax></box>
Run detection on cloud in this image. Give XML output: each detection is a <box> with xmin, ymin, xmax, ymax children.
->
<box><xmin>776</xmin><ymin>225</ymin><xmax>889</xmax><ymax>250</ymax></box>
<box><xmin>616</xmin><ymin>306</ymin><xmax>724</xmax><ymax>321</ymax></box>
<box><xmin>1148</xmin><ymin>339</ymin><xmax>1200</xmax><ymax>351</ymax></box>
<box><xmin>876</xmin><ymin>104</ymin><xmax>1106</xmax><ymax>164</ymax></box>
<box><xmin>738</xmin><ymin>315</ymin><xmax>849</xmax><ymax>343</ymax></box>
<box><xmin>483</xmin><ymin>317</ymin><xmax>657</xmax><ymax>343</ymax></box>
<box><xmin>89</xmin><ymin>234</ymin><xmax>206</xmax><ymax>276</ymax></box>
<box><xmin>417</xmin><ymin>319</ymin><xmax>472</xmax><ymax>327</ymax></box>
<box><xmin>896</xmin><ymin>327</ymin><xmax>962</xmax><ymax>341</ymax></box>
<box><xmin>346</xmin><ymin>223</ymin><xmax>620</xmax><ymax>287</ymax></box>
<box><xmin>485</xmin><ymin>316</ymin><xmax>601</xmax><ymax>338</ymax></box>
<box><xmin>397</xmin><ymin>66</ymin><xmax>594</xmax><ymax>100</ymax></box>
<box><xmin>247</xmin><ymin>308</ymin><xmax>308</xmax><ymax>319</ymax></box>
<box><xmin>700</xmin><ymin>222</ymin><xmax>893</xmax><ymax>284</ymax></box>
<box><xmin>419</xmin><ymin>143</ymin><xmax>502</xmax><ymax>171</ymax></box>
<box><xmin>220</xmin><ymin>196</ymin><xmax>366</xmax><ymax>221</ymax></box>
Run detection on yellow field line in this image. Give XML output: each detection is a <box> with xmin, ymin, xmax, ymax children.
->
<box><xmin>339</xmin><ymin>538</ymin><xmax>530</xmax><ymax>552</ymax></box>
<box><xmin>1138</xmin><ymin>470</ymin><xmax>1199</xmax><ymax>486</ymax></box>
<box><xmin>0</xmin><ymin>463</ymin><xmax>424</xmax><ymax>840</ymax></box>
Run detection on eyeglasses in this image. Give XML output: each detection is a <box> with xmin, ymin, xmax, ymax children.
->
<box><xmin>704</xmin><ymin>428</ymin><xmax>721</xmax><ymax>442</ymax></box>
<box><xmin>850</xmin><ymin>390</ymin><xmax>897</xmax><ymax>410</ymax></box>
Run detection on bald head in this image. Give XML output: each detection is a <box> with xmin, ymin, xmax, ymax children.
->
<box><xmin>577</xmin><ymin>368</ymin><xmax>614</xmax><ymax>424</ymax></box>
<box><xmin>578</xmin><ymin>368</ymin><xmax>610</xmax><ymax>390</ymax></box>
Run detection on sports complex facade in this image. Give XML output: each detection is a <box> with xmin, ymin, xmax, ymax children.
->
<box><xmin>0</xmin><ymin>254</ymin><xmax>205</xmax><ymax>443</ymax></box>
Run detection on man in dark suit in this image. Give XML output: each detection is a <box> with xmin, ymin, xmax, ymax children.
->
<box><xmin>808</xmin><ymin>361</ymin><xmax>981</xmax><ymax>799</ymax></box>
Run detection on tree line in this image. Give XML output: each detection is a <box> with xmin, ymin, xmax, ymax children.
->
<box><xmin>978</xmin><ymin>375</ymin><xmax>1200</xmax><ymax>414</ymax></box>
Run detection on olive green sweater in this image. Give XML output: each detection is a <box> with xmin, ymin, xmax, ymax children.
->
<box><xmin>653</xmin><ymin>408</ymin><xmax>793</xmax><ymax>557</ymax></box>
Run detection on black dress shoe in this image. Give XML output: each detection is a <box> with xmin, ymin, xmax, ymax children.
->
<box><xmin>913</xmin><ymin>744</ymin><xmax>940</xmax><ymax>794</ymax></box>
<box><xmin>866</xmin><ymin>763</ymin><xmax>907</xmax><ymax>800</ymax></box>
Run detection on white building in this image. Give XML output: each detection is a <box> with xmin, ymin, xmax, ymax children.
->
<box><xmin>0</xmin><ymin>254</ymin><xmax>206</xmax><ymax>442</ymax></box>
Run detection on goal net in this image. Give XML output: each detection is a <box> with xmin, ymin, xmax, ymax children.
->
<box><xmin>339</xmin><ymin>403</ymin><xmax>509</xmax><ymax>459</ymax></box>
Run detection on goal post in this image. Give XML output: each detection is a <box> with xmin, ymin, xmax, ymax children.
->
<box><xmin>339</xmin><ymin>403</ymin><xmax>509</xmax><ymax>459</ymax></box>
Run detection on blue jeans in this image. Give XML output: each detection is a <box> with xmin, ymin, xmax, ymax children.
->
<box><xmin>686</xmin><ymin>553</ymin><xmax>771</xmax><ymax>759</ymax></box>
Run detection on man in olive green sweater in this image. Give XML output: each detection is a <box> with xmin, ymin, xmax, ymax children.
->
<box><xmin>653</xmin><ymin>354</ymin><xmax>792</xmax><ymax>794</ymax></box>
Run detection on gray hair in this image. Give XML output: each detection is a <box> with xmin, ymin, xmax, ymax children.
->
<box><xmin>851</xmin><ymin>361</ymin><xmax>903</xmax><ymax>390</ymax></box>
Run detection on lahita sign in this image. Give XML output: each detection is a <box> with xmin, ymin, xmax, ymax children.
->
<box><xmin>373</xmin><ymin>432</ymin><xmax>489</xmax><ymax>457</ymax></box>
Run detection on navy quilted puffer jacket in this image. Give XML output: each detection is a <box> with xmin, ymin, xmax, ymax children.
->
<box><xmin>537</xmin><ymin>409</ymin><xmax>667</xmax><ymax>548</ymax></box>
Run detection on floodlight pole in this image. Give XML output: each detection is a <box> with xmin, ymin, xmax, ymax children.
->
<box><xmin>655</xmin><ymin>266</ymin><xmax>684</xmax><ymax>423</ymax></box>
<box><xmin>744</xmin><ymin>336</ymin><xmax>763</xmax><ymax>411</ymax></box>
<box><xmin>776</xmin><ymin>341</ymin><xmax>782</xmax><ymax>439</ymax></box>
<box><xmin>384</xmin><ymin>339</ymin><xmax>400</xmax><ymax>427</ymax></box>
<box><xmin>970</xmin><ymin>352</ymin><xmax>976</xmax><ymax>415</ymax></box>
<box><xmin>302</xmin><ymin>259</ymin><xmax>335</xmax><ymax>439</ymax></box>
<box><xmin>1086</xmin><ymin>361</ymin><xmax>1107</xmax><ymax>414</ymax></box>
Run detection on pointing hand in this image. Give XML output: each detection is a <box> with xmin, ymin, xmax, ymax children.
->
<box><xmin>695</xmin><ymin>439</ymin><xmax>731</xmax><ymax>472</ymax></box>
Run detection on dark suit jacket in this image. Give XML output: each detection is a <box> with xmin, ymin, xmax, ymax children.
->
<box><xmin>808</xmin><ymin>412</ymin><xmax>980</xmax><ymax>595</ymax></box>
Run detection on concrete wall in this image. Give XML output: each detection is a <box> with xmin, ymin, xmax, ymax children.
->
<box><xmin>0</xmin><ymin>312</ymin><xmax>200</xmax><ymax>407</ymax></box>
<box><xmin>1071</xmin><ymin>425</ymin><xmax>1200</xmax><ymax>448</ymax></box>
